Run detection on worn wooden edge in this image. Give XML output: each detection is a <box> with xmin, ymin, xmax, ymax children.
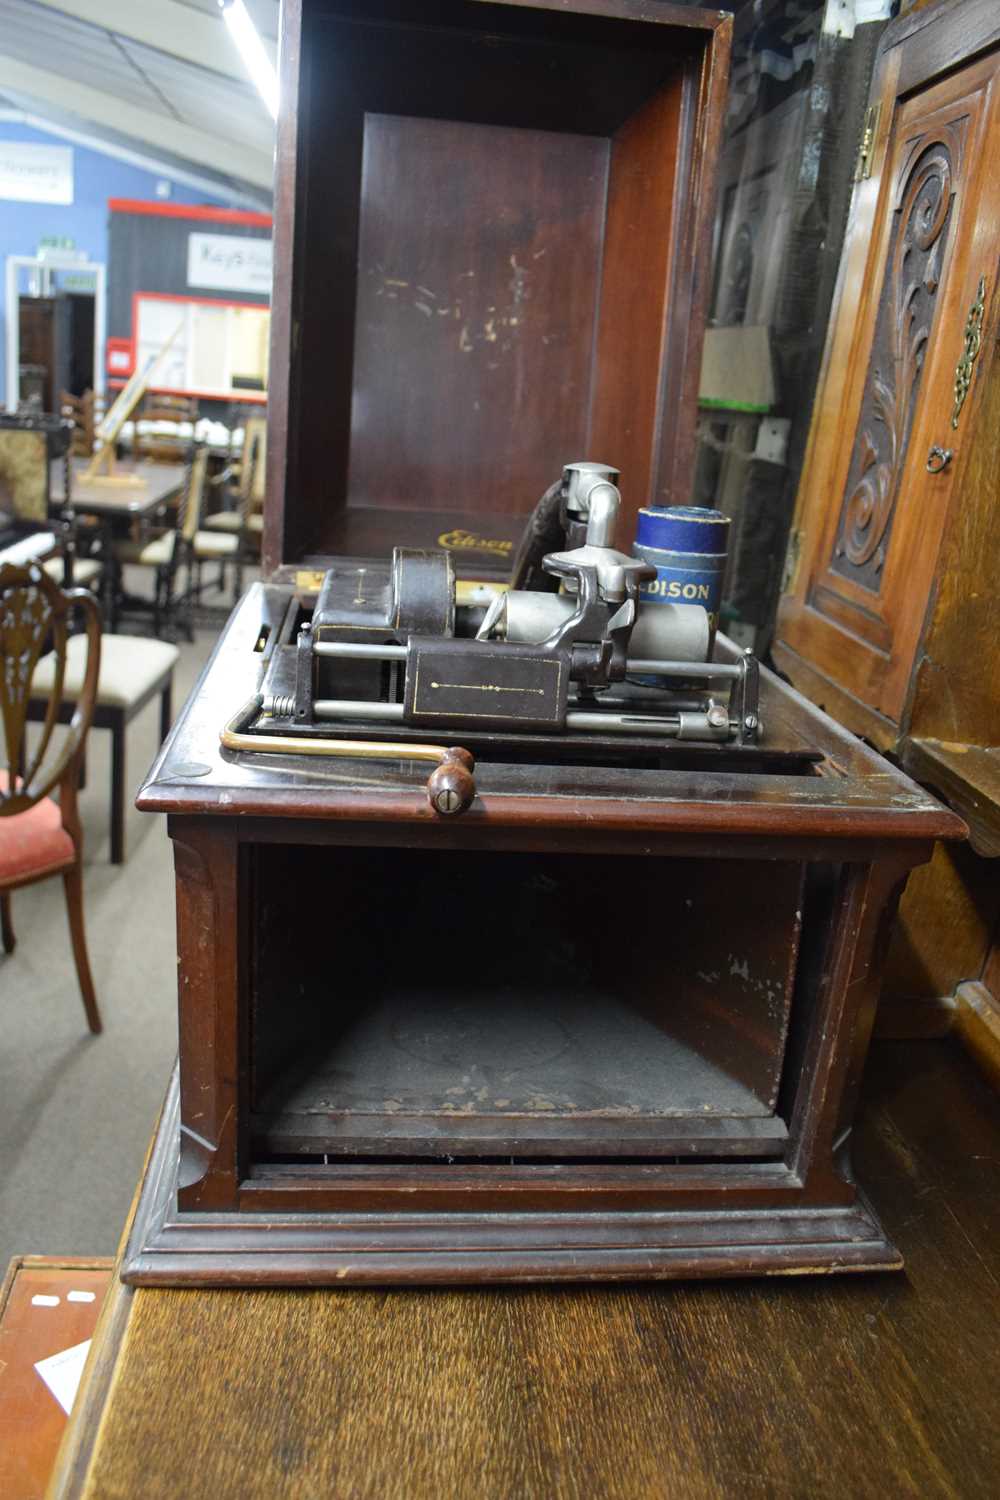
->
<box><xmin>138</xmin><ymin>783</ymin><xmax>966</xmax><ymax>846</ymax></box>
<box><xmin>953</xmin><ymin>980</ymin><xmax>1000</xmax><ymax>1092</ymax></box>
<box><xmin>121</xmin><ymin>1071</ymin><xmax>901</xmax><ymax>1287</ymax></box>
<box><xmin>877</xmin><ymin>0</ymin><xmax>995</xmax><ymax>55</ymax></box>
<box><xmin>43</xmin><ymin>1274</ymin><xmax>134</xmax><ymax>1500</ymax></box>
<box><xmin>136</xmin><ymin>581</ymin><xmax>965</xmax><ymax>844</ymax></box>
<box><xmin>251</xmin><ymin>1109</ymin><xmax>789</xmax><ymax>1160</ymax></box>
<box><xmin>479</xmin><ymin>0</ymin><xmax>731</xmax><ymax>33</ymax></box>
<box><xmin>889</xmin><ymin>0</ymin><xmax>1000</xmax><ymax>91</ymax></box>
<box><xmin>0</xmin><ymin>1255</ymin><xmax>20</xmax><ymax>1317</ymax></box>
<box><xmin>901</xmin><ymin>738</ymin><xmax>1000</xmax><ymax>858</ymax></box>
<box><xmin>123</xmin><ymin>1235</ymin><xmax>903</xmax><ymax>1287</ymax></box>
<box><xmin>45</xmin><ymin>1095</ymin><xmax>172</xmax><ymax>1500</ymax></box>
<box><xmin>138</xmin><ymin>794</ymin><xmax>963</xmax><ymax>845</ymax></box>
<box><xmin>123</xmin><ymin>1204</ymin><xmax>903</xmax><ymax>1286</ymax></box>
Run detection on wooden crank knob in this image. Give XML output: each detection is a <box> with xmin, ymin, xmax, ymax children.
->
<box><xmin>427</xmin><ymin>748</ymin><xmax>475</xmax><ymax>816</ymax></box>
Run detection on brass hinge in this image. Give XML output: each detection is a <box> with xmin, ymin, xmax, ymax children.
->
<box><xmin>294</xmin><ymin>569</ymin><xmax>326</xmax><ymax>594</ymax></box>
<box><xmin>951</xmin><ymin>274</ymin><xmax>987</xmax><ymax>429</ymax></box>
<box><xmin>854</xmin><ymin>102</ymin><xmax>882</xmax><ymax>182</ymax></box>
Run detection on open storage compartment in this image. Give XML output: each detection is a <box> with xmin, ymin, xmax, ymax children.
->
<box><xmin>248</xmin><ymin>845</ymin><xmax>804</xmax><ymax>1167</ymax></box>
<box><xmin>267</xmin><ymin>0</ymin><xmax>730</xmax><ymax>574</ymax></box>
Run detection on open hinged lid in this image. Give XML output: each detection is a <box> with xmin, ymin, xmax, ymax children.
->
<box><xmin>264</xmin><ymin>0</ymin><xmax>732</xmax><ymax>583</ymax></box>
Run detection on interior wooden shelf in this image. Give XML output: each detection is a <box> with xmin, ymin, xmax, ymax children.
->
<box><xmin>249</xmin><ymin>843</ymin><xmax>802</xmax><ymax>1164</ymax></box>
<box><xmin>251</xmin><ymin>987</ymin><xmax>786</xmax><ymax>1160</ymax></box>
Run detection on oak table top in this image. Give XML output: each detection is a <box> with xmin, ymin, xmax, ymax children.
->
<box><xmin>49</xmin><ymin>459</ymin><xmax>186</xmax><ymax>518</ymax></box>
<box><xmin>49</xmin><ymin>1041</ymin><xmax>1000</xmax><ymax>1500</ymax></box>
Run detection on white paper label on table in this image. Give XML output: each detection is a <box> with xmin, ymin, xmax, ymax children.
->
<box><xmin>34</xmin><ymin>1339</ymin><xmax>92</xmax><ymax>1415</ymax></box>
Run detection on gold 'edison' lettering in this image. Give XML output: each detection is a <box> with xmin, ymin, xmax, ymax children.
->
<box><xmin>438</xmin><ymin>529</ymin><xmax>514</xmax><ymax>555</ymax></box>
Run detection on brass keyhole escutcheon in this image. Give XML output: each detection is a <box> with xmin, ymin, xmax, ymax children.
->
<box><xmin>926</xmin><ymin>445</ymin><xmax>954</xmax><ymax>474</ymax></box>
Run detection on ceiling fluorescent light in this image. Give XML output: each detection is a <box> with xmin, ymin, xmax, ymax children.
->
<box><xmin>219</xmin><ymin>0</ymin><xmax>278</xmax><ymax>121</ymax></box>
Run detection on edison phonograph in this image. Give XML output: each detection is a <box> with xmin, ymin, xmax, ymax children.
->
<box><xmin>123</xmin><ymin>0</ymin><xmax>964</xmax><ymax>1288</ymax></box>
<box><xmin>124</xmin><ymin>459</ymin><xmax>963</xmax><ymax>1286</ymax></box>
<box><xmin>222</xmin><ymin>463</ymin><xmax>770</xmax><ymax>817</ymax></box>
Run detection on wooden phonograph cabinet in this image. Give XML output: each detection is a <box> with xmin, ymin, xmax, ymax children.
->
<box><xmin>127</xmin><ymin>0</ymin><xmax>964</xmax><ymax>1286</ymax></box>
<box><xmin>775</xmin><ymin>0</ymin><xmax>1000</xmax><ymax>1066</ymax></box>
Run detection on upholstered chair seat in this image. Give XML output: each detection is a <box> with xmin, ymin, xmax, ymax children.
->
<box><xmin>202</xmin><ymin>511</ymin><xmax>242</xmax><ymax>533</ymax></box>
<box><xmin>32</xmin><ymin>634</ymin><xmax>179</xmax><ymax>712</ymax></box>
<box><xmin>0</xmin><ymin>771</ymin><xmax>75</xmax><ymax>884</ymax></box>
<box><xmin>30</xmin><ymin>634</ymin><xmax>179</xmax><ymax>864</ymax></box>
<box><xmin>1</xmin><ymin>561</ymin><xmax>103</xmax><ymax>1031</ymax></box>
<box><xmin>193</xmin><ymin>530</ymin><xmax>239</xmax><ymax>561</ymax></box>
<box><xmin>43</xmin><ymin>556</ymin><xmax>103</xmax><ymax>588</ymax></box>
<box><xmin>113</xmin><ymin>532</ymin><xmax>176</xmax><ymax>569</ymax></box>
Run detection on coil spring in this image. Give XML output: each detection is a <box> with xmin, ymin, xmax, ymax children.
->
<box><xmin>263</xmin><ymin>694</ymin><xmax>295</xmax><ymax>718</ymax></box>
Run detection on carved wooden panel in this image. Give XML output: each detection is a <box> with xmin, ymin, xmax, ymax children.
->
<box><xmin>829</xmin><ymin>123</ymin><xmax>965</xmax><ymax>593</ymax></box>
<box><xmin>775</xmin><ymin>27</ymin><xmax>1000</xmax><ymax>730</ymax></box>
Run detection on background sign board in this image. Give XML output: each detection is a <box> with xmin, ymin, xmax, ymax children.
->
<box><xmin>187</xmin><ymin>232</ymin><xmax>273</xmax><ymax>295</ymax></box>
<box><xmin>0</xmin><ymin>142</ymin><xmax>73</xmax><ymax>204</ymax></box>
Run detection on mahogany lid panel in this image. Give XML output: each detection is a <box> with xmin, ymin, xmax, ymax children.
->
<box><xmin>264</xmin><ymin>0</ymin><xmax>731</xmax><ymax>574</ymax></box>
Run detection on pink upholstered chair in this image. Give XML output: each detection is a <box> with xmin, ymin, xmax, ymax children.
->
<box><xmin>0</xmin><ymin>562</ymin><xmax>102</xmax><ymax>1032</ymax></box>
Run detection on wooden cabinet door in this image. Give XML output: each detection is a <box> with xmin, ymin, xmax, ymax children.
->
<box><xmin>776</xmin><ymin>5</ymin><xmax>1000</xmax><ymax>734</ymax></box>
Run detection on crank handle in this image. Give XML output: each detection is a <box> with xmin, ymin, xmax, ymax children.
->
<box><xmin>426</xmin><ymin>748</ymin><xmax>476</xmax><ymax>816</ymax></box>
<box><xmin>222</xmin><ymin>696</ymin><xmax>476</xmax><ymax>816</ymax></box>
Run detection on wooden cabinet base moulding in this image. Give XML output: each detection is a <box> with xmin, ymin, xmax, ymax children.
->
<box><xmin>121</xmin><ymin>585</ymin><xmax>964</xmax><ymax>1287</ymax></box>
<box><xmin>125</xmin><ymin>1069</ymin><xmax>904</xmax><ymax>1285</ymax></box>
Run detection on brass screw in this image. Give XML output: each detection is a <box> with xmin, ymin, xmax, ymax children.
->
<box><xmin>434</xmin><ymin>787</ymin><xmax>462</xmax><ymax>815</ymax></box>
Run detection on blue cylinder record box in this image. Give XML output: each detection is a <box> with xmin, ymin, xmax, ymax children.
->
<box><xmin>633</xmin><ymin>505</ymin><xmax>730</xmax><ymax>636</ymax></box>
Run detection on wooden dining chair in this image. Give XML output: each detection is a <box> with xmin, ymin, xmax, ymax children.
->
<box><xmin>132</xmin><ymin>395</ymin><xmax>199</xmax><ymax>464</ymax></box>
<box><xmin>112</xmin><ymin>445</ymin><xmax>209</xmax><ymax>640</ymax></box>
<box><xmin>0</xmin><ymin>562</ymin><xmax>102</xmax><ymax>1032</ymax></box>
<box><xmin>203</xmin><ymin>413</ymin><xmax>266</xmax><ymax>547</ymax></box>
<box><xmin>198</xmin><ymin>416</ymin><xmax>264</xmax><ymax>603</ymax></box>
<box><xmin>59</xmin><ymin>389</ymin><xmax>103</xmax><ymax>459</ymax></box>
<box><xmin>29</xmin><ymin>632</ymin><xmax>178</xmax><ymax>865</ymax></box>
